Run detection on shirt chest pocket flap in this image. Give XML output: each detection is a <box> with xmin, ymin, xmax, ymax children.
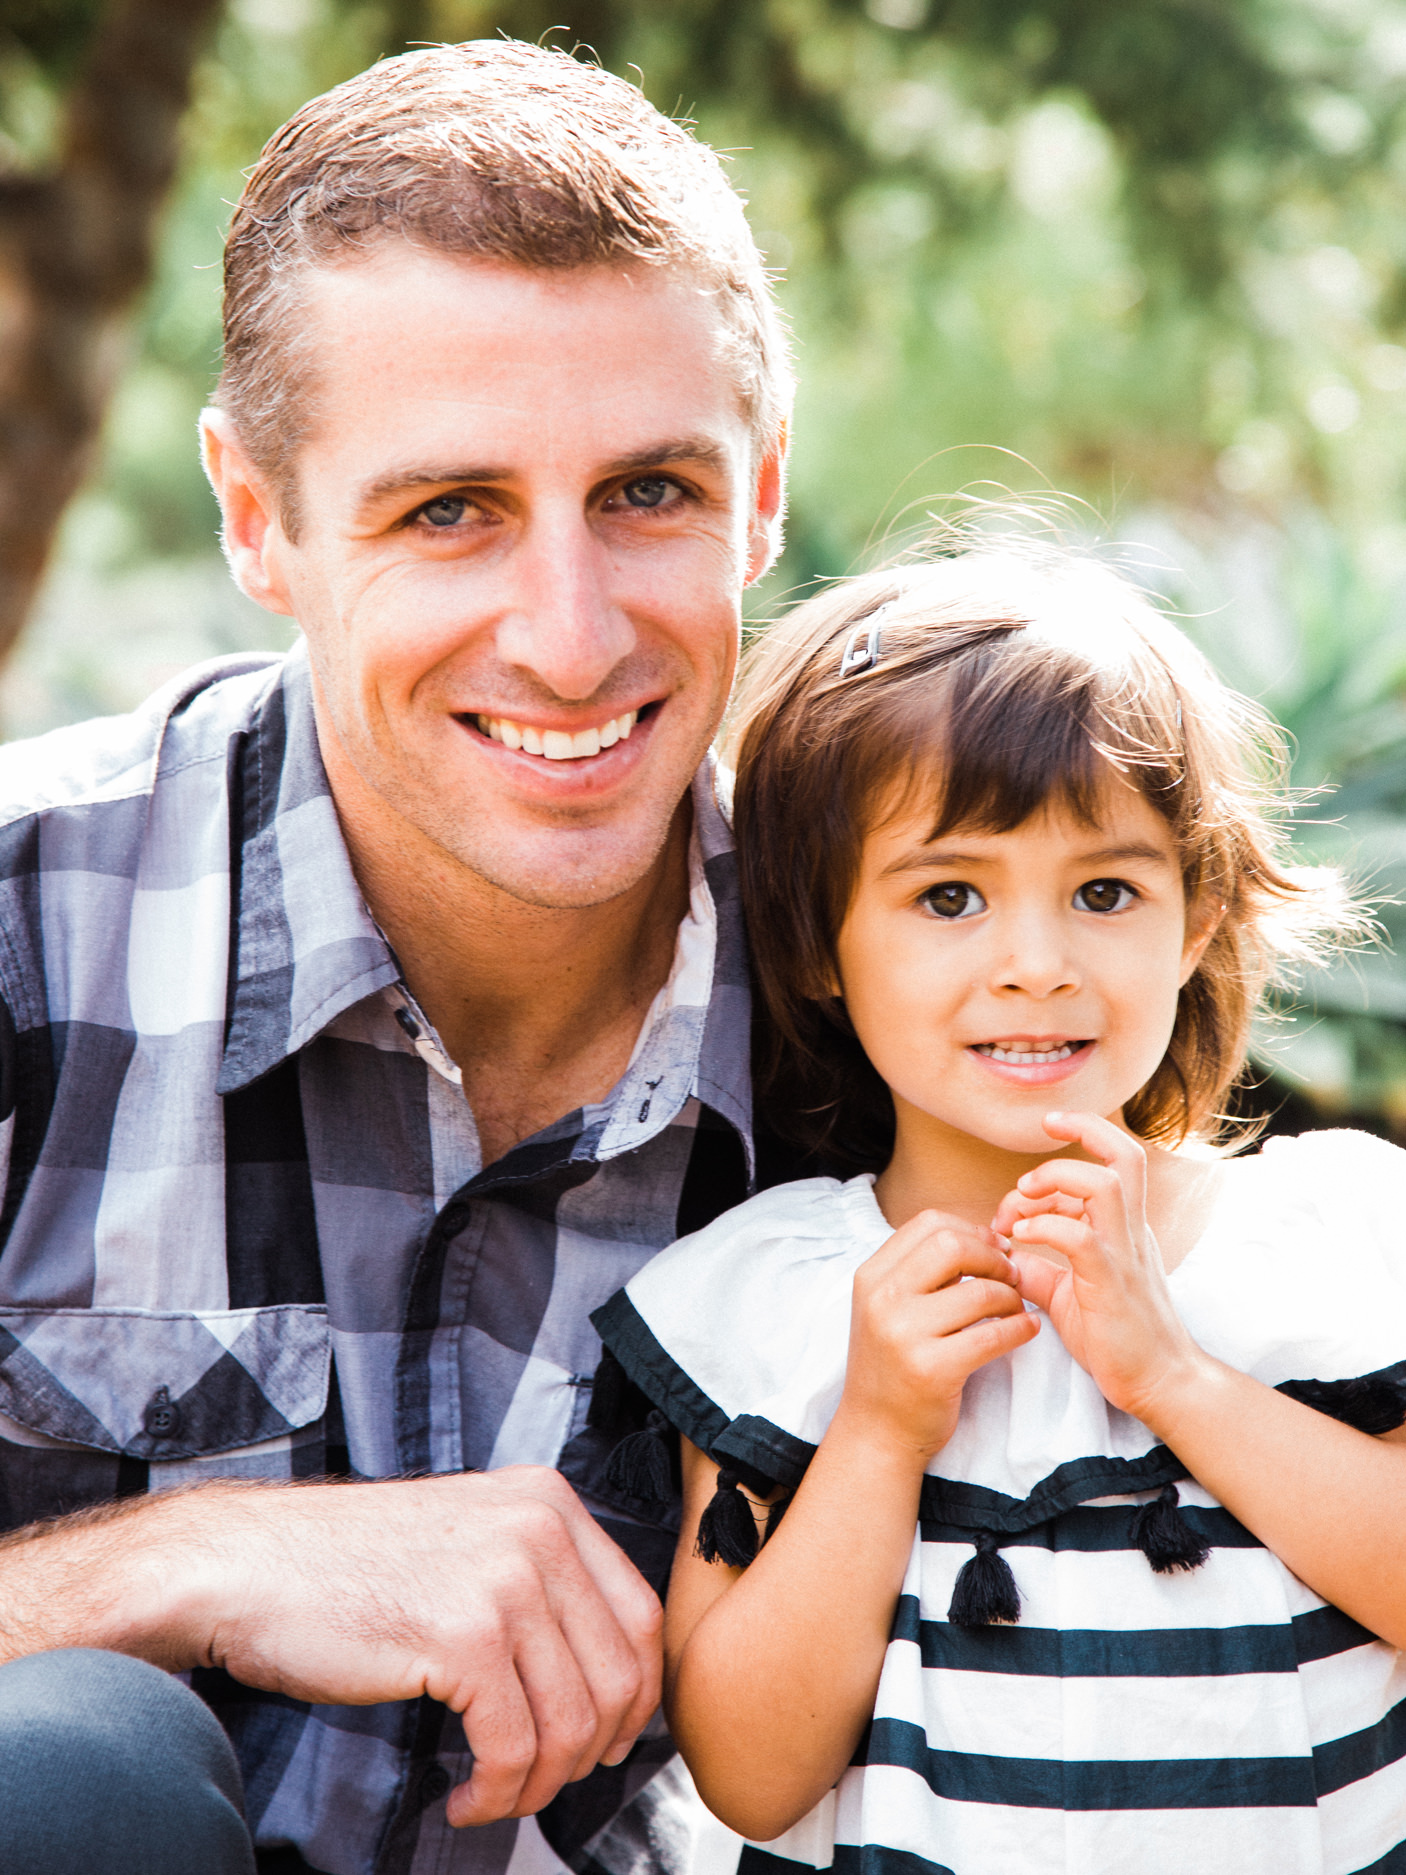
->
<box><xmin>0</xmin><ymin>1305</ymin><xmax>330</xmax><ymax>1460</ymax></box>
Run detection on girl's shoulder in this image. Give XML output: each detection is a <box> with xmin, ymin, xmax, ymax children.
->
<box><xmin>591</xmin><ymin>1173</ymin><xmax>886</xmax><ymax>1441</ymax></box>
<box><xmin>1174</xmin><ymin>1126</ymin><xmax>1406</xmax><ymax>1387</ymax></box>
<box><xmin>1221</xmin><ymin>1124</ymin><xmax>1406</xmax><ymax>1249</ymax></box>
<box><xmin>631</xmin><ymin>1171</ymin><xmax>887</xmax><ymax>1287</ymax></box>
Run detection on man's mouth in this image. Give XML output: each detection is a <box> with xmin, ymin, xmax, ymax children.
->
<box><xmin>971</xmin><ymin>1040</ymin><xmax>1091</xmax><ymax>1065</ymax></box>
<box><xmin>470</xmin><ymin>708</ymin><xmax>642</xmax><ymax>760</ymax></box>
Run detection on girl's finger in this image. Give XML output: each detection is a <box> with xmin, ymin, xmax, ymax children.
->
<box><xmin>1002</xmin><ymin>1191</ymin><xmax>1086</xmax><ymax>1222</ymax></box>
<box><xmin>863</xmin><ymin>1208</ymin><xmax>999</xmax><ymax>1279</ymax></box>
<box><xmin>1040</xmin><ymin>1109</ymin><xmax>1139</xmax><ymax>1166</ymax></box>
<box><xmin>1009</xmin><ymin>1212</ymin><xmax>1101</xmax><ymax>1267</ymax></box>
<box><xmin>911</xmin><ymin>1276</ymin><xmax>1030</xmax><ymax>1336</ymax></box>
<box><xmin>866</xmin><ymin>1227</ymin><xmax>1017</xmax><ymax>1297</ymax></box>
<box><xmin>1009</xmin><ymin>1249</ymin><xmax>1064</xmax><ymax>1312</ymax></box>
<box><xmin>951</xmin><ymin>1307</ymin><xmax>1041</xmax><ymax>1371</ymax></box>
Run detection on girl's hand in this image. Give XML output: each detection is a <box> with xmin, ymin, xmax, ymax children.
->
<box><xmin>990</xmin><ymin>1112</ymin><xmax>1208</xmax><ymax>1428</ymax></box>
<box><xmin>835</xmin><ymin>1209</ymin><xmax>1039</xmax><ymax>1463</ymax></box>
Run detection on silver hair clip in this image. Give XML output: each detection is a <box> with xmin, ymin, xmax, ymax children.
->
<box><xmin>839</xmin><ymin>601</ymin><xmax>895</xmax><ymax>678</ymax></box>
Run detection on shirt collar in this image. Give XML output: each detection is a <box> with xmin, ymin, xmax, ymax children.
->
<box><xmin>217</xmin><ymin>646</ymin><xmax>398</xmax><ymax>1094</ymax></box>
<box><xmin>218</xmin><ymin>659</ymin><xmax>752</xmax><ymax>1170</ymax></box>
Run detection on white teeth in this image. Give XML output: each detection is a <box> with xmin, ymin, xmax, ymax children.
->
<box><xmin>474</xmin><ymin>710</ymin><xmax>638</xmax><ymax>758</ymax></box>
<box><xmin>977</xmin><ymin>1042</ymin><xmax>1078</xmax><ymax>1064</ymax></box>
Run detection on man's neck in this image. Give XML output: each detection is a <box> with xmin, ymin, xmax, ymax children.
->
<box><xmin>330</xmin><ymin>774</ymin><xmax>694</xmax><ymax>1169</ymax></box>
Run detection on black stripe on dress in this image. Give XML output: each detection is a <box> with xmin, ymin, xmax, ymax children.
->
<box><xmin>1350</xmin><ymin>1839</ymin><xmax>1406</xmax><ymax>1873</ymax></box>
<box><xmin>858</xmin><ymin>1715</ymin><xmax>1320</xmax><ymax>1808</ymax></box>
<box><xmin>739</xmin><ymin>1848</ymin><xmax>957</xmax><ymax>1874</ymax></box>
<box><xmin>889</xmin><ymin>1593</ymin><xmax>1378</xmax><ymax>1676</ymax></box>
<box><xmin>919</xmin><ymin>1500</ymin><xmax>1256</xmax><ymax>1553</ymax></box>
<box><xmin>1313</xmin><ymin>1693</ymin><xmax>1406</xmax><ymax>1796</ymax></box>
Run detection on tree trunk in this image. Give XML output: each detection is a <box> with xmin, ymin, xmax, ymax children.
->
<box><xmin>0</xmin><ymin>0</ymin><xmax>225</xmax><ymax>668</ymax></box>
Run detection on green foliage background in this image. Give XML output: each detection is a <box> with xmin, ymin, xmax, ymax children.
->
<box><xmin>7</xmin><ymin>0</ymin><xmax>1406</xmax><ymax>1129</ymax></box>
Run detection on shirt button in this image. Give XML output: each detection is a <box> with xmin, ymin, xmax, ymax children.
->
<box><xmin>142</xmin><ymin>1386</ymin><xmax>181</xmax><ymax>1439</ymax></box>
<box><xmin>420</xmin><ymin>1764</ymin><xmax>451</xmax><ymax>1803</ymax></box>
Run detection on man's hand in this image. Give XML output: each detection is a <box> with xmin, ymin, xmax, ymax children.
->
<box><xmin>0</xmin><ymin>1467</ymin><xmax>661</xmax><ymax>1827</ymax></box>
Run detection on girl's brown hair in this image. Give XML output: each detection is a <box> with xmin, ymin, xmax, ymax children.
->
<box><xmin>729</xmin><ymin>536</ymin><xmax>1360</xmax><ymax>1169</ymax></box>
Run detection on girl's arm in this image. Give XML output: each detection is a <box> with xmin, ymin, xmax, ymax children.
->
<box><xmin>998</xmin><ymin>1112</ymin><xmax>1406</xmax><ymax>1648</ymax></box>
<box><xmin>662</xmin><ymin>1210</ymin><xmax>1036</xmax><ymax>1843</ymax></box>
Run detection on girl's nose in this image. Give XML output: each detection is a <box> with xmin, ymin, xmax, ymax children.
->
<box><xmin>992</xmin><ymin>915</ymin><xmax>1079</xmax><ymax>998</ymax></box>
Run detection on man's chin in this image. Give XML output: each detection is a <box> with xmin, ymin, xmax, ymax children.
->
<box><xmin>432</xmin><ymin>812</ymin><xmax>688</xmax><ymax>913</ymax></box>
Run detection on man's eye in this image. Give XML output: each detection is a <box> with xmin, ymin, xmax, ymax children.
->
<box><xmin>1075</xmin><ymin>878</ymin><xmax>1135</xmax><ymax>914</ymax></box>
<box><xmin>420</xmin><ymin>496</ymin><xmax>468</xmax><ymax>528</ymax></box>
<box><xmin>619</xmin><ymin>476</ymin><xmax>679</xmax><ymax>510</ymax></box>
<box><xmin>921</xmin><ymin>882</ymin><xmax>986</xmax><ymax>920</ymax></box>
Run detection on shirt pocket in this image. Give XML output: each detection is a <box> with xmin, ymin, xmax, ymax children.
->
<box><xmin>0</xmin><ymin>1305</ymin><xmax>330</xmax><ymax>1461</ymax></box>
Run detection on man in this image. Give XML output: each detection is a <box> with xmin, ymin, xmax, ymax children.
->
<box><xmin>0</xmin><ymin>40</ymin><xmax>789</xmax><ymax>1875</ymax></box>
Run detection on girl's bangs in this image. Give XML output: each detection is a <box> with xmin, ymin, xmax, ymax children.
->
<box><xmin>869</xmin><ymin>637</ymin><xmax>1188</xmax><ymax>846</ymax></box>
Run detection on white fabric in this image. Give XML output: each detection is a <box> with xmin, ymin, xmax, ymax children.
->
<box><xmin>619</xmin><ymin>1129</ymin><xmax>1406</xmax><ymax>1874</ymax></box>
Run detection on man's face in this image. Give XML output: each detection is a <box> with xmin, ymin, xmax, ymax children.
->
<box><xmin>229</xmin><ymin>250</ymin><xmax>781</xmax><ymax>908</ymax></box>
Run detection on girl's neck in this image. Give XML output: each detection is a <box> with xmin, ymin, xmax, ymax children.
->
<box><xmin>873</xmin><ymin>1102</ymin><xmax>1226</xmax><ymax>1274</ymax></box>
<box><xmin>874</xmin><ymin>1115</ymin><xmax>1073</xmax><ymax>1234</ymax></box>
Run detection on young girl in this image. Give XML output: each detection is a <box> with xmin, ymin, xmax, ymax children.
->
<box><xmin>589</xmin><ymin>539</ymin><xmax>1406</xmax><ymax>1875</ymax></box>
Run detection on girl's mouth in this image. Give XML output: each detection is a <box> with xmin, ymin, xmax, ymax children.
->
<box><xmin>971</xmin><ymin>1041</ymin><xmax>1089</xmax><ymax>1065</ymax></box>
<box><xmin>968</xmin><ymin>1039</ymin><xmax>1094</xmax><ymax>1084</ymax></box>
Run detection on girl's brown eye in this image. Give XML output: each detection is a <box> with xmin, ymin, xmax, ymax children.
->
<box><xmin>922</xmin><ymin>882</ymin><xmax>985</xmax><ymax>920</ymax></box>
<box><xmin>1075</xmin><ymin>878</ymin><xmax>1134</xmax><ymax>914</ymax></box>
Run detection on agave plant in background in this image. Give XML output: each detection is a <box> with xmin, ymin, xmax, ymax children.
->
<box><xmin>1131</xmin><ymin>509</ymin><xmax>1406</xmax><ymax>1138</ymax></box>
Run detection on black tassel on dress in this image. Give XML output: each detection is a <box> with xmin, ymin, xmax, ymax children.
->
<box><xmin>696</xmin><ymin>1469</ymin><xmax>761</xmax><ymax>1567</ymax></box>
<box><xmin>947</xmin><ymin>1531</ymin><xmax>1021</xmax><ymax>1627</ymax></box>
<box><xmin>603</xmin><ymin>1408</ymin><xmax>674</xmax><ymax>1512</ymax></box>
<box><xmin>1130</xmin><ymin>1482</ymin><xmax>1211</xmax><ymax>1574</ymax></box>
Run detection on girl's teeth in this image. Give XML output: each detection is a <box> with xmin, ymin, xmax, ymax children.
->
<box><xmin>979</xmin><ymin>1042</ymin><xmax>1077</xmax><ymax>1064</ymax></box>
<box><xmin>475</xmin><ymin>711</ymin><xmax>637</xmax><ymax>758</ymax></box>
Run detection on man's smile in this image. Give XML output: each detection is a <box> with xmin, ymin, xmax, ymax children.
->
<box><xmin>472</xmin><ymin>706</ymin><xmax>641</xmax><ymax>759</ymax></box>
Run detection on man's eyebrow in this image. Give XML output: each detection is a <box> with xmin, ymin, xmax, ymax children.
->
<box><xmin>356</xmin><ymin>437</ymin><xmax>733</xmax><ymax>508</ymax></box>
<box><xmin>597</xmin><ymin>438</ymin><xmax>733</xmax><ymax>478</ymax></box>
<box><xmin>881</xmin><ymin>839</ymin><xmax>1174</xmax><ymax>877</ymax></box>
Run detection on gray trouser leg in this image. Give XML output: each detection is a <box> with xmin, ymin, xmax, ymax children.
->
<box><xmin>0</xmin><ymin>1648</ymin><xmax>256</xmax><ymax>1874</ymax></box>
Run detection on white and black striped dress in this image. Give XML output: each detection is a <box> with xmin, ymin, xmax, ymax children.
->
<box><xmin>592</xmin><ymin>1129</ymin><xmax>1406</xmax><ymax>1875</ymax></box>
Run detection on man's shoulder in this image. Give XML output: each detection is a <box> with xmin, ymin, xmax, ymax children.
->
<box><xmin>0</xmin><ymin>652</ymin><xmax>289</xmax><ymax>839</ymax></box>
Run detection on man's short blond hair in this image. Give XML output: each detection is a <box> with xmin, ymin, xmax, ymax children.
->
<box><xmin>217</xmin><ymin>40</ymin><xmax>792</xmax><ymax>527</ymax></box>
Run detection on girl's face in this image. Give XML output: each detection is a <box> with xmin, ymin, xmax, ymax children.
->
<box><xmin>833</xmin><ymin>774</ymin><xmax>1215</xmax><ymax>1161</ymax></box>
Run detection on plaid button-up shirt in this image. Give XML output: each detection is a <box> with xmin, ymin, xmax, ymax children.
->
<box><xmin>0</xmin><ymin>646</ymin><xmax>754</xmax><ymax>1875</ymax></box>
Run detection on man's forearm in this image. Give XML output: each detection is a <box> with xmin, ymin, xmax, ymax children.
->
<box><xmin>0</xmin><ymin>1481</ymin><xmax>242</xmax><ymax>1668</ymax></box>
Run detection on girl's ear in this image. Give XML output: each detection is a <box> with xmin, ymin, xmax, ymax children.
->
<box><xmin>1178</xmin><ymin>896</ymin><xmax>1226</xmax><ymax>986</ymax></box>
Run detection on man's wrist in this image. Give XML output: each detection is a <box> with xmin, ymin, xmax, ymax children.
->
<box><xmin>0</xmin><ymin>1482</ymin><xmax>238</xmax><ymax>1671</ymax></box>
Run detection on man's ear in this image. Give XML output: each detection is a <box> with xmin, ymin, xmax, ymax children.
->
<box><xmin>744</xmin><ymin>424</ymin><xmax>788</xmax><ymax>588</ymax></box>
<box><xmin>1179</xmin><ymin>895</ymin><xmax>1226</xmax><ymax>986</ymax></box>
<box><xmin>199</xmin><ymin>408</ymin><xmax>296</xmax><ymax>617</ymax></box>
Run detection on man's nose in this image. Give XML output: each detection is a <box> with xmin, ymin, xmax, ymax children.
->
<box><xmin>493</xmin><ymin>510</ymin><xmax>637</xmax><ymax>702</ymax></box>
<box><xmin>993</xmin><ymin>910</ymin><xmax>1079</xmax><ymax>998</ymax></box>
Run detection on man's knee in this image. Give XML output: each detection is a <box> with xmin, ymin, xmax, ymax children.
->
<box><xmin>0</xmin><ymin>1648</ymin><xmax>255</xmax><ymax>1874</ymax></box>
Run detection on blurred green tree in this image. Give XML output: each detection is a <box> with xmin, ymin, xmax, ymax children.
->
<box><xmin>1</xmin><ymin>0</ymin><xmax>1400</xmax><ymax>657</ymax></box>
<box><xmin>0</xmin><ymin>0</ymin><xmax>225</xmax><ymax>659</ymax></box>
